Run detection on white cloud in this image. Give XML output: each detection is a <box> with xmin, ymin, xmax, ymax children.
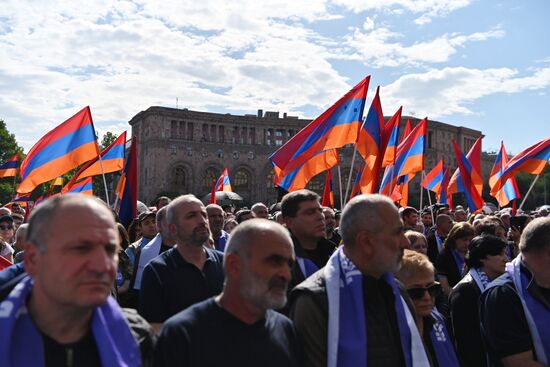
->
<box><xmin>333</xmin><ymin>0</ymin><xmax>473</xmax><ymax>24</ymax></box>
<box><xmin>339</xmin><ymin>23</ymin><xmax>504</xmax><ymax>67</ymax></box>
<box><xmin>382</xmin><ymin>66</ymin><xmax>550</xmax><ymax>117</ymax></box>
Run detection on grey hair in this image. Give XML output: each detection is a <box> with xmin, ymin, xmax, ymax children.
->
<box><xmin>166</xmin><ymin>194</ymin><xmax>200</xmax><ymax>225</ymax></box>
<box><xmin>15</xmin><ymin>223</ymin><xmax>29</xmax><ymax>243</ymax></box>
<box><xmin>520</xmin><ymin>217</ymin><xmax>550</xmax><ymax>254</ymax></box>
<box><xmin>223</xmin><ymin>218</ymin><xmax>293</xmax><ymax>269</ymax></box>
<box><xmin>251</xmin><ymin>202</ymin><xmax>267</xmax><ymax>211</ymax></box>
<box><xmin>340</xmin><ymin>194</ymin><xmax>395</xmax><ymax>247</ymax></box>
<box><xmin>26</xmin><ymin>195</ymin><xmax>110</xmax><ymax>251</ymax></box>
<box><xmin>156</xmin><ymin>206</ymin><xmax>168</xmax><ymax>224</ymax></box>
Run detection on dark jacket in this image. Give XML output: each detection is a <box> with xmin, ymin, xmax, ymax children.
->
<box><xmin>449</xmin><ymin>273</ymin><xmax>488</xmax><ymax>367</ymax></box>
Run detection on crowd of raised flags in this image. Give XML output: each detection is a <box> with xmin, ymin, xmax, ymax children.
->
<box><xmin>1</xmin><ymin>76</ymin><xmax>550</xmax><ymax>219</ymax></box>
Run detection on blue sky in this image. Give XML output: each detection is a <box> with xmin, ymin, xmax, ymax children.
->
<box><xmin>1</xmin><ymin>0</ymin><xmax>548</xmax><ymax>156</ymax></box>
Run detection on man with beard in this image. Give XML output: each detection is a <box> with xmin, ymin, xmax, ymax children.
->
<box><xmin>139</xmin><ymin>195</ymin><xmax>224</xmax><ymax>332</ymax></box>
<box><xmin>322</xmin><ymin>207</ymin><xmax>341</xmax><ymax>245</ymax></box>
<box><xmin>155</xmin><ymin>219</ymin><xmax>303</xmax><ymax>366</ymax></box>
<box><xmin>206</xmin><ymin>204</ymin><xmax>229</xmax><ymax>252</ymax></box>
<box><xmin>290</xmin><ymin>194</ymin><xmax>428</xmax><ymax>367</ymax></box>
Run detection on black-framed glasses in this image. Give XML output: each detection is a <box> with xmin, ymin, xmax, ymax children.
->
<box><xmin>407</xmin><ymin>282</ymin><xmax>442</xmax><ymax>300</ymax></box>
<box><xmin>0</xmin><ymin>225</ymin><xmax>13</xmax><ymax>231</ymax></box>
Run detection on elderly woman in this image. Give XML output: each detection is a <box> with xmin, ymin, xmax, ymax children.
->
<box><xmin>396</xmin><ymin>250</ymin><xmax>459</xmax><ymax>367</ymax></box>
<box><xmin>449</xmin><ymin>235</ymin><xmax>508</xmax><ymax>367</ymax></box>
<box><xmin>405</xmin><ymin>230</ymin><xmax>428</xmax><ymax>255</ymax></box>
<box><xmin>436</xmin><ymin>222</ymin><xmax>475</xmax><ymax>295</ymax></box>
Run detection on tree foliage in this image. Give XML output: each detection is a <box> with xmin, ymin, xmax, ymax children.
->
<box><xmin>0</xmin><ymin>120</ymin><xmax>23</xmax><ymax>204</ymax></box>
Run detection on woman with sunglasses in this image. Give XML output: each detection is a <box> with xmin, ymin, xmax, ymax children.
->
<box><xmin>436</xmin><ymin>222</ymin><xmax>475</xmax><ymax>295</ymax></box>
<box><xmin>449</xmin><ymin>234</ymin><xmax>508</xmax><ymax>367</ymax></box>
<box><xmin>396</xmin><ymin>250</ymin><xmax>460</xmax><ymax>367</ymax></box>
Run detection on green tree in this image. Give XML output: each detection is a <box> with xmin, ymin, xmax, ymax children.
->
<box><xmin>101</xmin><ymin>131</ymin><xmax>118</xmax><ymax>150</ymax></box>
<box><xmin>0</xmin><ymin>120</ymin><xmax>23</xmax><ymax>204</ymax></box>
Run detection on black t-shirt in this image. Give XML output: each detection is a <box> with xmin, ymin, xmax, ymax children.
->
<box><xmin>480</xmin><ymin>264</ymin><xmax>550</xmax><ymax>366</ymax></box>
<box><xmin>42</xmin><ymin>329</ymin><xmax>101</xmax><ymax>367</ymax></box>
<box><xmin>138</xmin><ymin>247</ymin><xmax>224</xmax><ymax>323</ymax></box>
<box><xmin>363</xmin><ymin>275</ymin><xmax>406</xmax><ymax>367</ymax></box>
<box><xmin>435</xmin><ymin>250</ymin><xmax>464</xmax><ymax>288</ymax></box>
<box><xmin>155</xmin><ymin>298</ymin><xmax>304</xmax><ymax>367</ymax></box>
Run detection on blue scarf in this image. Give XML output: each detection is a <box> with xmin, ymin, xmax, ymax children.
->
<box><xmin>325</xmin><ymin>246</ymin><xmax>429</xmax><ymax>367</ymax></box>
<box><xmin>451</xmin><ymin>250</ymin><xmax>465</xmax><ymax>276</ymax></box>
<box><xmin>429</xmin><ymin>310</ymin><xmax>460</xmax><ymax>367</ymax></box>
<box><xmin>0</xmin><ymin>276</ymin><xmax>141</xmax><ymax>366</ymax></box>
<box><xmin>506</xmin><ymin>256</ymin><xmax>550</xmax><ymax>364</ymax></box>
<box><xmin>296</xmin><ymin>256</ymin><xmax>319</xmax><ymax>278</ymax></box>
<box><xmin>469</xmin><ymin>267</ymin><xmax>491</xmax><ymax>292</ymax></box>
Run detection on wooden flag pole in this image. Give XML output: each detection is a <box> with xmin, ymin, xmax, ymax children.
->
<box><xmin>344</xmin><ymin>144</ymin><xmax>359</xmax><ymax>206</ymax></box>
<box><xmin>98</xmin><ymin>153</ymin><xmax>110</xmax><ymax>207</ymax></box>
<box><xmin>419</xmin><ymin>171</ymin><xmax>424</xmax><ymax>212</ymax></box>
<box><xmin>337</xmin><ymin>165</ymin><xmax>344</xmax><ymax>210</ymax></box>
<box><xmin>519</xmin><ymin>174</ymin><xmax>541</xmax><ymax>210</ymax></box>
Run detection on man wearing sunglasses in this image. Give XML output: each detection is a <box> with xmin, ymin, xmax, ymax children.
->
<box><xmin>290</xmin><ymin>194</ymin><xmax>430</xmax><ymax>367</ymax></box>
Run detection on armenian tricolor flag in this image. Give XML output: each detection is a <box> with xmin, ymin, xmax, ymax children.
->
<box><xmin>118</xmin><ymin>137</ymin><xmax>138</xmax><ymax>228</ymax></box>
<box><xmin>489</xmin><ymin>142</ymin><xmax>521</xmax><ymax>207</ymax></box>
<box><xmin>215</xmin><ymin>168</ymin><xmax>232</xmax><ymax>192</ymax></box>
<box><xmin>0</xmin><ymin>154</ymin><xmax>19</xmax><ymax>178</ymax></box>
<box><xmin>17</xmin><ymin>107</ymin><xmax>100</xmax><ymax>194</ymax></box>
<box><xmin>321</xmin><ymin>169</ymin><xmax>335</xmax><ymax>208</ymax></box>
<box><xmin>452</xmin><ymin>141</ymin><xmax>484</xmax><ymax>212</ymax></box>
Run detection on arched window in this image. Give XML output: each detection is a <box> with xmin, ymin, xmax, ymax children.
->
<box><xmin>307</xmin><ymin>177</ymin><xmax>323</xmax><ymax>192</ymax></box>
<box><xmin>234</xmin><ymin>169</ymin><xmax>250</xmax><ymax>189</ymax></box>
<box><xmin>203</xmin><ymin>167</ymin><xmax>219</xmax><ymax>189</ymax></box>
<box><xmin>172</xmin><ymin>166</ymin><xmax>186</xmax><ymax>187</ymax></box>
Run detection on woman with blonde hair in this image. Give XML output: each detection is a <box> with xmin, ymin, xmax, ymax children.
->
<box><xmin>396</xmin><ymin>250</ymin><xmax>459</xmax><ymax>367</ymax></box>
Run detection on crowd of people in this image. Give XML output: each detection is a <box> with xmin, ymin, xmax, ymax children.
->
<box><xmin>0</xmin><ymin>191</ymin><xmax>549</xmax><ymax>366</ymax></box>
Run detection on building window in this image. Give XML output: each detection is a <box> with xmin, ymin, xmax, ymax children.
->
<box><xmin>249</xmin><ymin>128</ymin><xmax>255</xmax><ymax>144</ymax></box>
<box><xmin>203</xmin><ymin>167</ymin><xmax>219</xmax><ymax>189</ymax></box>
<box><xmin>202</xmin><ymin>124</ymin><xmax>208</xmax><ymax>142</ymax></box>
<box><xmin>218</xmin><ymin>126</ymin><xmax>224</xmax><ymax>143</ymax></box>
<box><xmin>266</xmin><ymin>171</ymin><xmax>275</xmax><ymax>188</ymax></box>
<box><xmin>234</xmin><ymin>169</ymin><xmax>250</xmax><ymax>188</ymax></box>
<box><xmin>172</xmin><ymin>166</ymin><xmax>186</xmax><ymax>187</ymax></box>
<box><xmin>233</xmin><ymin>127</ymin><xmax>238</xmax><ymax>144</ymax></box>
<box><xmin>427</xmin><ymin>131</ymin><xmax>433</xmax><ymax>149</ymax></box>
<box><xmin>179</xmin><ymin>121</ymin><xmax>185</xmax><ymax>138</ymax></box>
<box><xmin>307</xmin><ymin>177</ymin><xmax>323</xmax><ymax>192</ymax></box>
<box><xmin>275</xmin><ymin>129</ymin><xmax>283</xmax><ymax>137</ymax></box>
<box><xmin>187</xmin><ymin>122</ymin><xmax>194</xmax><ymax>140</ymax></box>
<box><xmin>210</xmin><ymin>125</ymin><xmax>217</xmax><ymax>142</ymax></box>
<box><xmin>171</xmin><ymin>120</ymin><xmax>177</xmax><ymax>138</ymax></box>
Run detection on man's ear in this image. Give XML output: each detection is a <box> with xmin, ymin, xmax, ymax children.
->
<box><xmin>24</xmin><ymin>242</ymin><xmax>39</xmax><ymax>276</ymax></box>
<box><xmin>168</xmin><ymin>223</ymin><xmax>177</xmax><ymax>237</ymax></box>
<box><xmin>283</xmin><ymin>217</ymin><xmax>293</xmax><ymax>230</ymax></box>
<box><xmin>356</xmin><ymin>230</ymin><xmax>374</xmax><ymax>257</ymax></box>
<box><xmin>225</xmin><ymin>252</ymin><xmax>241</xmax><ymax>278</ymax></box>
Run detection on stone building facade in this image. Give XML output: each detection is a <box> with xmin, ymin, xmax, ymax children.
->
<box><xmin>129</xmin><ymin>106</ymin><xmax>488</xmax><ymax>207</ymax></box>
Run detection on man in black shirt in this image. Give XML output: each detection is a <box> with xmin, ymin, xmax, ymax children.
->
<box><xmin>290</xmin><ymin>194</ymin><xmax>429</xmax><ymax>367</ymax></box>
<box><xmin>281</xmin><ymin>190</ymin><xmax>336</xmax><ymax>292</ymax></box>
<box><xmin>155</xmin><ymin>219</ymin><xmax>303</xmax><ymax>367</ymax></box>
<box><xmin>139</xmin><ymin>195</ymin><xmax>224</xmax><ymax>332</ymax></box>
<box><xmin>427</xmin><ymin>214</ymin><xmax>453</xmax><ymax>263</ymax></box>
<box><xmin>480</xmin><ymin>217</ymin><xmax>550</xmax><ymax>366</ymax></box>
<box><xmin>0</xmin><ymin>195</ymin><xmax>151</xmax><ymax>366</ymax></box>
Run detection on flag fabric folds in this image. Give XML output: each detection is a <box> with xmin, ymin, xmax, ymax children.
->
<box><xmin>62</xmin><ymin>132</ymin><xmax>127</xmax><ymax>194</ymax></box>
<box><xmin>349</xmin><ymin>162</ymin><xmax>365</xmax><ymax>199</ymax></box>
<box><xmin>381</xmin><ymin>107</ymin><xmax>403</xmax><ymax>168</ymax></box>
<box><xmin>493</xmin><ymin>137</ymin><xmax>550</xmax><ymax>193</ymax></box>
<box><xmin>17</xmin><ymin>107</ymin><xmax>100</xmax><ymax>194</ymax></box>
<box><xmin>423</xmin><ymin>160</ymin><xmax>450</xmax><ymax>204</ymax></box>
<box><xmin>274</xmin><ymin>149</ymin><xmax>340</xmax><ymax>192</ymax></box>
<box><xmin>215</xmin><ymin>168</ymin><xmax>232</xmax><ymax>192</ymax></box>
<box><xmin>489</xmin><ymin>142</ymin><xmax>521</xmax><ymax>207</ymax></box>
<box><xmin>66</xmin><ymin>177</ymin><xmax>93</xmax><ymax>195</ymax></box>
<box><xmin>7</xmin><ymin>193</ymin><xmax>32</xmax><ymax>207</ymax></box>
<box><xmin>210</xmin><ymin>180</ymin><xmax>217</xmax><ymax>204</ymax></box>
<box><xmin>357</xmin><ymin>86</ymin><xmax>384</xmax><ymax>162</ymax></box>
<box><xmin>448</xmin><ymin>137</ymin><xmax>483</xmax><ymax>202</ymax></box>
<box><xmin>392</xmin><ymin>118</ymin><xmax>427</xmax><ymax>179</ymax></box>
<box><xmin>269</xmin><ymin>76</ymin><xmax>370</xmax><ymax>177</ymax></box>
<box><xmin>451</xmin><ymin>141</ymin><xmax>484</xmax><ymax>212</ymax></box>
<box><xmin>439</xmin><ymin>167</ymin><xmax>450</xmax><ymax>205</ymax></box>
<box><xmin>0</xmin><ymin>155</ymin><xmax>19</xmax><ymax>178</ymax></box>
<box><xmin>118</xmin><ymin>137</ymin><xmax>138</xmax><ymax>228</ymax></box>
<box><xmin>321</xmin><ymin>170</ymin><xmax>335</xmax><ymax>208</ymax></box>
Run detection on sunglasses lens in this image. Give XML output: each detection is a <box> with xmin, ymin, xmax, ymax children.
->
<box><xmin>428</xmin><ymin>283</ymin><xmax>442</xmax><ymax>297</ymax></box>
<box><xmin>407</xmin><ymin>288</ymin><xmax>426</xmax><ymax>300</ymax></box>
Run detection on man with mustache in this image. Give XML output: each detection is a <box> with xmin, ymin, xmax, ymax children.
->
<box><xmin>0</xmin><ymin>195</ymin><xmax>150</xmax><ymax>366</ymax></box>
<box><xmin>155</xmin><ymin>219</ymin><xmax>303</xmax><ymax>366</ymax></box>
<box><xmin>138</xmin><ymin>195</ymin><xmax>224</xmax><ymax>332</ymax></box>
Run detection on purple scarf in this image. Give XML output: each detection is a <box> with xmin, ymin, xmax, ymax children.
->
<box><xmin>506</xmin><ymin>256</ymin><xmax>550</xmax><ymax>364</ymax></box>
<box><xmin>451</xmin><ymin>250</ymin><xmax>466</xmax><ymax>276</ymax></box>
<box><xmin>296</xmin><ymin>256</ymin><xmax>319</xmax><ymax>278</ymax></box>
<box><xmin>430</xmin><ymin>310</ymin><xmax>460</xmax><ymax>367</ymax></box>
<box><xmin>325</xmin><ymin>246</ymin><xmax>429</xmax><ymax>367</ymax></box>
<box><xmin>0</xmin><ymin>276</ymin><xmax>141</xmax><ymax>366</ymax></box>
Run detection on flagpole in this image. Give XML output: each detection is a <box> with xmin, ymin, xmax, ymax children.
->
<box><xmin>425</xmin><ymin>171</ymin><xmax>435</xmax><ymax>224</ymax></box>
<box><xmin>519</xmin><ymin>174</ymin><xmax>540</xmax><ymax>210</ymax></box>
<box><xmin>344</xmin><ymin>116</ymin><xmax>368</xmax><ymax>205</ymax></box>
<box><xmin>344</xmin><ymin>143</ymin><xmax>359</xmax><ymax>205</ymax></box>
<box><xmin>419</xmin><ymin>171</ymin><xmax>424</xmax><ymax>212</ymax></box>
<box><xmin>337</xmin><ymin>165</ymin><xmax>344</xmax><ymax>210</ymax></box>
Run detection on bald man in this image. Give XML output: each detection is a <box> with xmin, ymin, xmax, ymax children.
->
<box><xmin>155</xmin><ymin>219</ymin><xmax>303</xmax><ymax>366</ymax></box>
<box><xmin>0</xmin><ymin>195</ymin><xmax>153</xmax><ymax>366</ymax></box>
